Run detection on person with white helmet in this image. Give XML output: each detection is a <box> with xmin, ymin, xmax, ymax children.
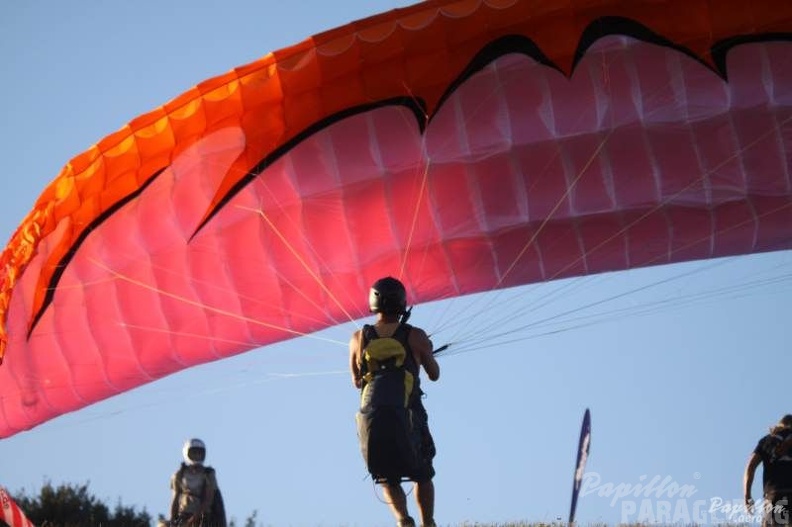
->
<box><xmin>168</xmin><ymin>438</ymin><xmax>226</xmax><ymax>527</ymax></box>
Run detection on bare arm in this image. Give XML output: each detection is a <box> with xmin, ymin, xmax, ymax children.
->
<box><xmin>349</xmin><ymin>330</ymin><xmax>363</xmax><ymax>388</ymax></box>
<box><xmin>744</xmin><ymin>452</ymin><xmax>761</xmax><ymax>513</ymax></box>
<box><xmin>410</xmin><ymin>327</ymin><xmax>439</xmax><ymax>381</ymax></box>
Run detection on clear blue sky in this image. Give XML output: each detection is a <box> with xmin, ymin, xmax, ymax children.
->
<box><xmin>1</xmin><ymin>2</ymin><xmax>790</xmax><ymax>526</ymax></box>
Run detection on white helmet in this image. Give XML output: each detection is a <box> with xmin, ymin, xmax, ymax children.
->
<box><xmin>182</xmin><ymin>438</ymin><xmax>206</xmax><ymax>465</ymax></box>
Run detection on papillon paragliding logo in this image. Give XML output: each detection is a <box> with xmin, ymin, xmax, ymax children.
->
<box><xmin>569</xmin><ymin>408</ymin><xmax>592</xmax><ymax>524</ymax></box>
<box><xmin>0</xmin><ymin>486</ymin><xmax>35</xmax><ymax>527</ymax></box>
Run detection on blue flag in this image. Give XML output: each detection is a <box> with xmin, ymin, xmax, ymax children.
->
<box><xmin>569</xmin><ymin>408</ymin><xmax>591</xmax><ymax>524</ymax></box>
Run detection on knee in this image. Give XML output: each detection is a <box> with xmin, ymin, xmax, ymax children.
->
<box><xmin>383</xmin><ymin>482</ymin><xmax>406</xmax><ymax>497</ymax></box>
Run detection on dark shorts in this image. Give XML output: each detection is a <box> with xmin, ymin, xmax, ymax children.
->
<box><xmin>382</xmin><ymin>401</ymin><xmax>435</xmax><ymax>484</ymax></box>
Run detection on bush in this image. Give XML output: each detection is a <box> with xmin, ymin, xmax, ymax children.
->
<box><xmin>10</xmin><ymin>481</ymin><xmax>150</xmax><ymax>527</ymax></box>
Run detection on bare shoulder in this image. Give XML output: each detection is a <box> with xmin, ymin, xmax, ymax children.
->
<box><xmin>407</xmin><ymin>325</ymin><xmax>431</xmax><ymax>349</ymax></box>
<box><xmin>349</xmin><ymin>328</ymin><xmax>363</xmax><ymax>346</ymax></box>
<box><xmin>410</xmin><ymin>325</ymin><xmax>428</xmax><ymax>337</ymax></box>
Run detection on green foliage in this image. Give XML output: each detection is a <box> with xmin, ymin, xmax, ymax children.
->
<box><xmin>11</xmin><ymin>481</ymin><xmax>150</xmax><ymax>527</ymax></box>
<box><xmin>227</xmin><ymin>510</ymin><xmax>259</xmax><ymax>527</ymax></box>
<box><xmin>243</xmin><ymin>510</ymin><xmax>259</xmax><ymax>527</ymax></box>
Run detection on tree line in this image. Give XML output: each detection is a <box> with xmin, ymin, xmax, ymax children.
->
<box><xmin>4</xmin><ymin>482</ymin><xmax>260</xmax><ymax>527</ymax></box>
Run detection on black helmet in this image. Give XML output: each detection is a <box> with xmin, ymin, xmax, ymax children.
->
<box><xmin>369</xmin><ymin>277</ymin><xmax>407</xmax><ymax>315</ymax></box>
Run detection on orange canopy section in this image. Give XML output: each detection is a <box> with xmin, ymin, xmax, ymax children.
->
<box><xmin>1</xmin><ymin>0</ymin><xmax>790</xmax><ymax>362</ymax></box>
<box><xmin>3</xmin><ymin>0</ymin><xmax>790</xmax><ymax>362</ymax></box>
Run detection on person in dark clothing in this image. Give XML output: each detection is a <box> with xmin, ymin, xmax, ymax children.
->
<box><xmin>349</xmin><ymin>277</ymin><xmax>440</xmax><ymax>527</ymax></box>
<box><xmin>745</xmin><ymin>415</ymin><xmax>792</xmax><ymax>526</ymax></box>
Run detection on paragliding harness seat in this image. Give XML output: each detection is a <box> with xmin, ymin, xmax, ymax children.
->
<box><xmin>355</xmin><ymin>323</ymin><xmax>424</xmax><ymax>484</ymax></box>
<box><xmin>171</xmin><ymin>463</ymin><xmax>227</xmax><ymax>527</ymax></box>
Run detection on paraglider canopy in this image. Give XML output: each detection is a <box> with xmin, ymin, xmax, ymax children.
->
<box><xmin>0</xmin><ymin>0</ymin><xmax>790</xmax><ymax>439</ymax></box>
